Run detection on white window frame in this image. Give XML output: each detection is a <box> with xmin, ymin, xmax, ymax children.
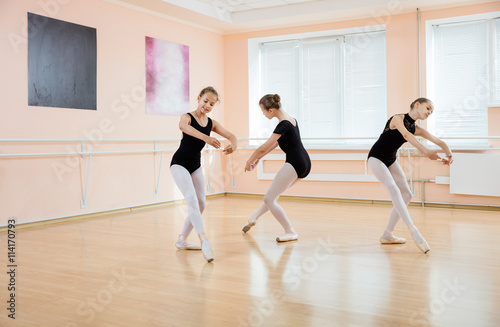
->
<box><xmin>248</xmin><ymin>25</ymin><xmax>386</xmax><ymax>149</ymax></box>
<box><xmin>493</xmin><ymin>17</ymin><xmax>500</xmax><ymax>107</ymax></box>
<box><xmin>425</xmin><ymin>11</ymin><xmax>500</xmax><ymax>148</ymax></box>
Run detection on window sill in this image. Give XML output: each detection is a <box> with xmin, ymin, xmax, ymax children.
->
<box><xmin>303</xmin><ymin>144</ymin><xmax>374</xmax><ymax>150</ymax></box>
<box><xmin>425</xmin><ymin>144</ymin><xmax>492</xmax><ymax>151</ymax></box>
<box><xmin>241</xmin><ymin>144</ymin><xmax>375</xmax><ymax>151</ymax></box>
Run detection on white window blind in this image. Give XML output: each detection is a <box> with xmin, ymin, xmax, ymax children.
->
<box><xmin>494</xmin><ymin>18</ymin><xmax>500</xmax><ymax>105</ymax></box>
<box><xmin>301</xmin><ymin>37</ymin><xmax>342</xmax><ymax>141</ymax></box>
<box><xmin>253</xmin><ymin>30</ymin><xmax>387</xmax><ymax>146</ymax></box>
<box><xmin>428</xmin><ymin>20</ymin><xmax>489</xmax><ymax>145</ymax></box>
<box><xmin>345</xmin><ymin>32</ymin><xmax>387</xmax><ymax>141</ymax></box>
<box><xmin>257</xmin><ymin>40</ymin><xmax>300</xmax><ymax>139</ymax></box>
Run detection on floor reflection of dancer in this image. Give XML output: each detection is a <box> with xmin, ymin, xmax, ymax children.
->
<box><xmin>243</xmin><ymin>94</ymin><xmax>311</xmax><ymax>242</ymax></box>
<box><xmin>171</xmin><ymin>86</ymin><xmax>237</xmax><ymax>262</ymax></box>
<box><xmin>367</xmin><ymin>97</ymin><xmax>453</xmax><ymax>253</ymax></box>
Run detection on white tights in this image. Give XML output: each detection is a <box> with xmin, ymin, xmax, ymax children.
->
<box><xmin>170</xmin><ymin>165</ymin><xmax>206</xmax><ymax>237</ymax></box>
<box><xmin>250</xmin><ymin>163</ymin><xmax>299</xmax><ymax>233</ymax></box>
<box><xmin>368</xmin><ymin>157</ymin><xmax>422</xmax><ymax>240</ymax></box>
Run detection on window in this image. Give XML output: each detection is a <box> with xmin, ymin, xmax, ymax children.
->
<box><xmin>344</xmin><ymin>33</ymin><xmax>388</xmax><ymax>140</ymax></box>
<box><xmin>427</xmin><ymin>13</ymin><xmax>500</xmax><ymax>146</ymax></box>
<box><xmin>494</xmin><ymin>18</ymin><xmax>500</xmax><ymax>105</ymax></box>
<box><xmin>249</xmin><ymin>28</ymin><xmax>387</xmax><ymax>147</ymax></box>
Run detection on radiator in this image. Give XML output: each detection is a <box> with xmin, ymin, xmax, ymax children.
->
<box><xmin>450</xmin><ymin>153</ymin><xmax>500</xmax><ymax>197</ymax></box>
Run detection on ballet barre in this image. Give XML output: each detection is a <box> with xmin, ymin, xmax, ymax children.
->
<box><xmin>1</xmin><ymin>137</ymin><xmax>499</xmax><ymax>208</ymax></box>
<box><xmin>0</xmin><ymin>138</ymin><xmax>234</xmax><ymax>208</ymax></box>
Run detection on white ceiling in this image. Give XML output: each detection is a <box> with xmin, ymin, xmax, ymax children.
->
<box><xmin>195</xmin><ymin>0</ymin><xmax>319</xmax><ymax>12</ymax></box>
<box><xmin>104</xmin><ymin>0</ymin><xmax>499</xmax><ymax>34</ymax></box>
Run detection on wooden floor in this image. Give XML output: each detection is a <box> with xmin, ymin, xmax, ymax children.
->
<box><xmin>1</xmin><ymin>196</ymin><xmax>500</xmax><ymax>327</ymax></box>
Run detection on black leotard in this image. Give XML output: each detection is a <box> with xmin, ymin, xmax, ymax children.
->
<box><xmin>170</xmin><ymin>113</ymin><xmax>213</xmax><ymax>174</ymax></box>
<box><xmin>367</xmin><ymin>113</ymin><xmax>416</xmax><ymax>167</ymax></box>
<box><xmin>273</xmin><ymin>119</ymin><xmax>311</xmax><ymax>179</ymax></box>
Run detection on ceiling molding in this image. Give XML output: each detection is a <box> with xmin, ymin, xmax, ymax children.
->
<box><xmin>102</xmin><ymin>0</ymin><xmax>500</xmax><ymax>35</ymax></box>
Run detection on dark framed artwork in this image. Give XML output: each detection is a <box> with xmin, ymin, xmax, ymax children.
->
<box><xmin>28</xmin><ymin>13</ymin><xmax>97</xmax><ymax>110</ymax></box>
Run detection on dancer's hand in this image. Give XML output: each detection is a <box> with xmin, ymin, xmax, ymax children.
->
<box><xmin>205</xmin><ymin>137</ymin><xmax>221</xmax><ymax>149</ymax></box>
<box><xmin>245</xmin><ymin>159</ymin><xmax>259</xmax><ymax>172</ymax></box>
<box><xmin>425</xmin><ymin>149</ymin><xmax>440</xmax><ymax>161</ymax></box>
<box><xmin>250</xmin><ymin>159</ymin><xmax>260</xmax><ymax>170</ymax></box>
<box><xmin>439</xmin><ymin>154</ymin><xmax>453</xmax><ymax>165</ymax></box>
<box><xmin>223</xmin><ymin>144</ymin><xmax>236</xmax><ymax>155</ymax></box>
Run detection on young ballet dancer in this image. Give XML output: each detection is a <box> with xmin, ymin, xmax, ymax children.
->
<box><xmin>171</xmin><ymin>86</ymin><xmax>237</xmax><ymax>262</ymax></box>
<box><xmin>368</xmin><ymin>97</ymin><xmax>453</xmax><ymax>253</ymax></box>
<box><xmin>243</xmin><ymin>94</ymin><xmax>311</xmax><ymax>242</ymax></box>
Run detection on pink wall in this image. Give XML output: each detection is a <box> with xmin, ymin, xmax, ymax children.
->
<box><xmin>0</xmin><ymin>0</ymin><xmax>226</xmax><ymax>224</ymax></box>
<box><xmin>222</xmin><ymin>2</ymin><xmax>500</xmax><ymax>207</ymax></box>
<box><xmin>1</xmin><ymin>1</ymin><xmax>499</xmax><ymax>226</ymax></box>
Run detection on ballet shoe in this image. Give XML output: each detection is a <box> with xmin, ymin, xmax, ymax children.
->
<box><xmin>380</xmin><ymin>234</ymin><xmax>406</xmax><ymax>244</ymax></box>
<box><xmin>276</xmin><ymin>232</ymin><xmax>298</xmax><ymax>242</ymax></box>
<box><xmin>242</xmin><ymin>218</ymin><xmax>257</xmax><ymax>233</ymax></box>
<box><xmin>201</xmin><ymin>239</ymin><xmax>214</xmax><ymax>262</ymax></box>
<box><xmin>175</xmin><ymin>238</ymin><xmax>202</xmax><ymax>250</ymax></box>
<box><xmin>413</xmin><ymin>237</ymin><xmax>430</xmax><ymax>254</ymax></box>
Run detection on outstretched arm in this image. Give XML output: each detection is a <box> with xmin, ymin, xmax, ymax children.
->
<box><xmin>179</xmin><ymin>114</ymin><xmax>221</xmax><ymax>148</ymax></box>
<box><xmin>245</xmin><ymin>134</ymin><xmax>281</xmax><ymax>172</ymax></box>
<box><xmin>212</xmin><ymin>119</ymin><xmax>238</xmax><ymax>155</ymax></box>
<box><xmin>415</xmin><ymin>125</ymin><xmax>453</xmax><ymax>165</ymax></box>
<box><xmin>392</xmin><ymin>115</ymin><xmax>441</xmax><ymax>161</ymax></box>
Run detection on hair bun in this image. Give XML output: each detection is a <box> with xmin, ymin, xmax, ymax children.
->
<box><xmin>273</xmin><ymin>94</ymin><xmax>281</xmax><ymax>103</ymax></box>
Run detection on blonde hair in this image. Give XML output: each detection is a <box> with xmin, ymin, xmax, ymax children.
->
<box><xmin>199</xmin><ymin>86</ymin><xmax>219</xmax><ymax>101</ymax></box>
